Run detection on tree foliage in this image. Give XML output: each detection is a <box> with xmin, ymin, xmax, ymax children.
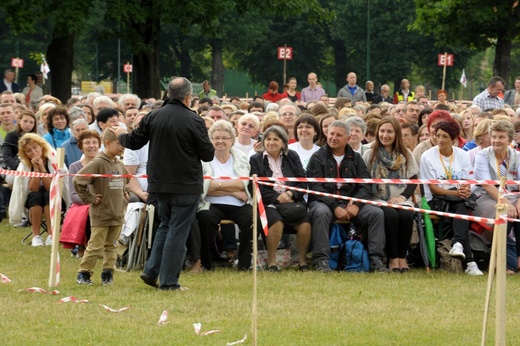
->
<box><xmin>413</xmin><ymin>0</ymin><xmax>520</xmax><ymax>83</ymax></box>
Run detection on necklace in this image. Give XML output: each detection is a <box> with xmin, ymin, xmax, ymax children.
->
<box><xmin>438</xmin><ymin>149</ymin><xmax>454</xmax><ymax>179</ymax></box>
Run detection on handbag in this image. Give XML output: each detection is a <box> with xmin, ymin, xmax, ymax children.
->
<box><xmin>275</xmin><ymin>202</ymin><xmax>307</xmax><ymax>223</ymax></box>
<box><xmin>59</xmin><ymin>203</ymin><xmax>90</xmax><ymax>249</ymax></box>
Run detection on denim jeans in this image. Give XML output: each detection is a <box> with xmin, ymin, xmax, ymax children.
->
<box><xmin>144</xmin><ymin>193</ymin><xmax>198</xmax><ymax>289</ymax></box>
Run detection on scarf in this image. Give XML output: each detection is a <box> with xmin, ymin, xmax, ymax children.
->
<box><xmin>264</xmin><ymin>151</ymin><xmax>285</xmax><ymax>194</ymax></box>
<box><xmin>370</xmin><ymin>147</ymin><xmax>407</xmax><ymax>200</ymax></box>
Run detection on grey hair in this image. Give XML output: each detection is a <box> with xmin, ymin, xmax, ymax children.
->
<box><xmin>262</xmin><ymin>125</ymin><xmax>289</xmax><ymax>155</ymax></box>
<box><xmin>93</xmin><ymin>95</ymin><xmax>116</xmax><ymax>108</ymax></box>
<box><xmin>208</xmin><ymin>119</ymin><xmax>236</xmax><ymax>144</ymax></box>
<box><xmin>118</xmin><ymin>93</ymin><xmax>142</xmax><ymax>109</ymax></box>
<box><xmin>71</xmin><ymin>118</ymin><xmax>89</xmax><ymax>130</ymax></box>
<box><xmin>278</xmin><ymin>103</ymin><xmax>299</xmax><ymax>117</ymax></box>
<box><xmin>168</xmin><ymin>77</ymin><xmax>192</xmax><ymax>101</ymax></box>
<box><xmin>345</xmin><ymin>116</ymin><xmax>366</xmax><ymax>136</ymax></box>
<box><xmin>329</xmin><ymin>120</ymin><xmax>351</xmax><ymax>136</ymax></box>
<box><xmin>69</xmin><ymin>106</ymin><xmax>87</xmax><ymax>123</ymax></box>
<box><xmin>489</xmin><ymin>120</ymin><xmax>514</xmax><ymax>141</ymax></box>
<box><xmin>238</xmin><ymin>113</ymin><xmax>260</xmax><ymax>129</ymax></box>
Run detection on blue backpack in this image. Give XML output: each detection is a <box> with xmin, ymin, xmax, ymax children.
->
<box><xmin>329</xmin><ymin>223</ymin><xmax>370</xmax><ymax>272</ymax></box>
<box><xmin>339</xmin><ymin>238</ymin><xmax>370</xmax><ymax>272</ymax></box>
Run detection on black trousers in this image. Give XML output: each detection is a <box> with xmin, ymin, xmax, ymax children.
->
<box><xmin>197</xmin><ymin>204</ymin><xmax>253</xmax><ymax>270</ymax></box>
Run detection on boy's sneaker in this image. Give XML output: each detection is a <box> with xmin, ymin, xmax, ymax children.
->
<box><xmin>31</xmin><ymin>235</ymin><xmax>44</xmax><ymax>247</ymax></box>
<box><xmin>465</xmin><ymin>261</ymin><xmax>484</xmax><ymax>276</ymax></box>
<box><xmin>77</xmin><ymin>272</ymin><xmax>93</xmax><ymax>285</ymax></box>
<box><xmin>449</xmin><ymin>242</ymin><xmax>465</xmax><ymax>260</ymax></box>
<box><xmin>44</xmin><ymin>235</ymin><xmax>53</xmax><ymax>246</ymax></box>
<box><xmin>101</xmin><ymin>269</ymin><xmax>113</xmax><ymax>286</ymax></box>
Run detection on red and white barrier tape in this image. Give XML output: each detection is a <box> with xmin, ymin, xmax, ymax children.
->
<box><xmin>257</xmin><ymin>181</ymin><xmax>505</xmax><ymax>225</ymax></box>
<box><xmin>253</xmin><ymin>177</ymin><xmax>269</xmax><ymax>236</ymax></box>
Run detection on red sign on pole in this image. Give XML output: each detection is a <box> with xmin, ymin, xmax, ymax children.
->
<box><xmin>277</xmin><ymin>47</ymin><xmax>293</xmax><ymax>60</ymax></box>
<box><xmin>123</xmin><ymin>64</ymin><xmax>133</xmax><ymax>73</ymax></box>
<box><xmin>437</xmin><ymin>54</ymin><xmax>454</xmax><ymax>66</ymax></box>
<box><xmin>11</xmin><ymin>58</ymin><xmax>24</xmax><ymax>68</ymax></box>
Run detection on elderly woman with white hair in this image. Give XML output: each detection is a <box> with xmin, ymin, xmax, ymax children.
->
<box><xmin>234</xmin><ymin>113</ymin><xmax>260</xmax><ymax>156</ymax></box>
<box><xmin>250</xmin><ymin>125</ymin><xmax>311</xmax><ymax>271</ymax></box>
<box><xmin>61</xmin><ymin>118</ymin><xmax>89</xmax><ymax>167</ymax></box>
<box><xmin>345</xmin><ymin>116</ymin><xmax>368</xmax><ymax>156</ymax></box>
<box><xmin>195</xmin><ymin>120</ymin><xmax>254</xmax><ymax>271</ymax></box>
<box><xmin>473</xmin><ymin>120</ymin><xmax>520</xmax><ymax>271</ymax></box>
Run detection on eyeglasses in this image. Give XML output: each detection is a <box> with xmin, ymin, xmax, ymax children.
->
<box><xmin>281</xmin><ymin>112</ymin><xmax>297</xmax><ymax>117</ymax></box>
<box><xmin>212</xmin><ymin>137</ymin><xmax>231</xmax><ymax>141</ymax></box>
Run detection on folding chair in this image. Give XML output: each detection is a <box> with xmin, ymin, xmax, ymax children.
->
<box><xmin>21</xmin><ymin>220</ymin><xmax>48</xmax><ymax>245</ymax></box>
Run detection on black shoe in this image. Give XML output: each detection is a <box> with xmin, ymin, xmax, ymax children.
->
<box><xmin>77</xmin><ymin>272</ymin><xmax>93</xmax><ymax>285</ymax></box>
<box><xmin>268</xmin><ymin>265</ymin><xmax>279</xmax><ymax>272</ymax></box>
<box><xmin>159</xmin><ymin>285</ymin><xmax>181</xmax><ymax>291</ymax></box>
<box><xmin>298</xmin><ymin>264</ymin><xmax>310</xmax><ymax>272</ymax></box>
<box><xmin>400</xmin><ymin>268</ymin><xmax>410</xmax><ymax>273</ymax></box>
<box><xmin>391</xmin><ymin>268</ymin><xmax>401</xmax><ymax>273</ymax></box>
<box><xmin>140</xmin><ymin>272</ymin><xmax>158</xmax><ymax>288</ymax></box>
<box><xmin>313</xmin><ymin>260</ymin><xmax>332</xmax><ymax>273</ymax></box>
<box><xmin>101</xmin><ymin>269</ymin><xmax>113</xmax><ymax>286</ymax></box>
<box><xmin>370</xmin><ymin>260</ymin><xmax>390</xmax><ymax>273</ymax></box>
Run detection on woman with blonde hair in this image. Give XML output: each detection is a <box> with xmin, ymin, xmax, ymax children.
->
<box><xmin>9</xmin><ymin>133</ymin><xmax>69</xmax><ymax>246</ymax></box>
<box><xmin>35</xmin><ymin>103</ymin><xmax>56</xmax><ymax>136</ymax></box>
<box><xmin>459</xmin><ymin>110</ymin><xmax>475</xmax><ymax>142</ymax></box>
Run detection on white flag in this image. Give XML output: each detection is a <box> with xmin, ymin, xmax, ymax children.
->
<box><xmin>40</xmin><ymin>54</ymin><xmax>50</xmax><ymax>79</ymax></box>
<box><xmin>460</xmin><ymin>69</ymin><xmax>467</xmax><ymax>88</ymax></box>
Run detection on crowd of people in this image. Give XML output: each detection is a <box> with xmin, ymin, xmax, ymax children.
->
<box><xmin>3</xmin><ymin>67</ymin><xmax>520</xmax><ymax>288</ymax></box>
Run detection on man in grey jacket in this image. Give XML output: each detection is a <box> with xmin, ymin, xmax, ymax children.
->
<box><xmin>336</xmin><ymin>72</ymin><xmax>367</xmax><ymax>104</ymax></box>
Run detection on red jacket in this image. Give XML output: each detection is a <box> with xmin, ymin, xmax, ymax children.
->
<box><xmin>263</xmin><ymin>92</ymin><xmax>284</xmax><ymax>102</ymax></box>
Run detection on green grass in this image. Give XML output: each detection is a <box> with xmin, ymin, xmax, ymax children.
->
<box><xmin>1</xmin><ymin>223</ymin><xmax>520</xmax><ymax>345</ymax></box>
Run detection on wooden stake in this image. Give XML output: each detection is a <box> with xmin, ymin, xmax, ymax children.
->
<box><xmin>481</xmin><ymin>177</ymin><xmax>507</xmax><ymax>345</ymax></box>
<box><xmin>251</xmin><ymin>174</ymin><xmax>258</xmax><ymax>346</ymax></box>
<box><xmin>48</xmin><ymin>148</ymin><xmax>65</xmax><ymax>288</ymax></box>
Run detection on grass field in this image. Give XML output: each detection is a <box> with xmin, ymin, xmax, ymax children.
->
<box><xmin>1</xmin><ymin>223</ymin><xmax>519</xmax><ymax>346</ymax></box>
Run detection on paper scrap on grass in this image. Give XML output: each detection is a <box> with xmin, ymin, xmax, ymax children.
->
<box><xmin>100</xmin><ymin>304</ymin><xmax>129</xmax><ymax>313</ymax></box>
<box><xmin>199</xmin><ymin>330</ymin><xmax>221</xmax><ymax>336</ymax></box>
<box><xmin>20</xmin><ymin>287</ymin><xmax>59</xmax><ymax>294</ymax></box>
<box><xmin>193</xmin><ymin>323</ymin><xmax>220</xmax><ymax>336</ymax></box>
<box><xmin>157</xmin><ymin>310</ymin><xmax>168</xmax><ymax>325</ymax></box>
<box><xmin>1</xmin><ymin>273</ymin><xmax>11</xmax><ymax>283</ymax></box>
<box><xmin>59</xmin><ymin>296</ymin><xmax>88</xmax><ymax>303</ymax></box>
<box><xmin>227</xmin><ymin>334</ymin><xmax>248</xmax><ymax>345</ymax></box>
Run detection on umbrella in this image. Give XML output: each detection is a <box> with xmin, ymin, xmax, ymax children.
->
<box><xmin>420</xmin><ymin>185</ymin><xmax>436</xmax><ymax>267</ymax></box>
<box><xmin>414</xmin><ymin>211</ymin><xmax>430</xmax><ymax>268</ymax></box>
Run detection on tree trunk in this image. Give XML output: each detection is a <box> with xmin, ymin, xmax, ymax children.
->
<box><xmin>210</xmin><ymin>39</ymin><xmax>224</xmax><ymax>97</ymax></box>
<box><xmin>172</xmin><ymin>33</ymin><xmax>192</xmax><ymax>80</ymax></box>
<box><xmin>493</xmin><ymin>33</ymin><xmax>512</xmax><ymax>84</ymax></box>
<box><xmin>333</xmin><ymin>39</ymin><xmax>347</xmax><ymax>94</ymax></box>
<box><xmin>47</xmin><ymin>31</ymin><xmax>75</xmax><ymax>103</ymax></box>
<box><xmin>132</xmin><ymin>17</ymin><xmax>161</xmax><ymax>99</ymax></box>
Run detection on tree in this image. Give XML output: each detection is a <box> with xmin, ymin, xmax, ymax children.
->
<box><xmin>413</xmin><ymin>0</ymin><xmax>520</xmax><ymax>83</ymax></box>
<box><xmin>1</xmin><ymin>0</ymin><xmax>94</xmax><ymax>102</ymax></box>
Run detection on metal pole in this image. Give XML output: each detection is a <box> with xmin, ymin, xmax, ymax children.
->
<box><xmin>283</xmin><ymin>44</ymin><xmax>287</xmax><ymax>87</ymax></box>
<box><xmin>117</xmin><ymin>39</ymin><xmax>121</xmax><ymax>93</ymax></box>
<box><xmin>441</xmin><ymin>52</ymin><xmax>447</xmax><ymax>90</ymax></box>
<box><xmin>366</xmin><ymin>0</ymin><xmax>371</xmax><ymax>80</ymax></box>
<box><xmin>95</xmin><ymin>44</ymin><xmax>99</xmax><ymax>82</ymax></box>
